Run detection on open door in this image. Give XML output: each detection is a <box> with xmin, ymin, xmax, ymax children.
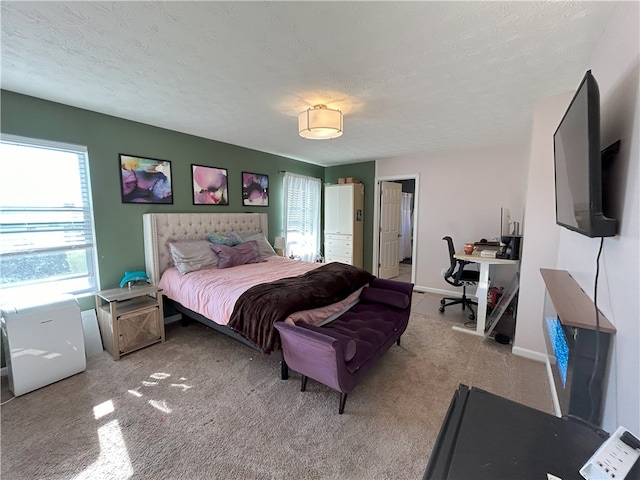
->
<box><xmin>378</xmin><ymin>181</ymin><xmax>402</xmax><ymax>279</ymax></box>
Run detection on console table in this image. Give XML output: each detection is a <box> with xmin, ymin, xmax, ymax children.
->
<box><xmin>540</xmin><ymin>268</ymin><xmax>616</xmax><ymax>334</ymax></box>
<box><xmin>540</xmin><ymin>268</ymin><xmax>616</xmax><ymax>425</ymax></box>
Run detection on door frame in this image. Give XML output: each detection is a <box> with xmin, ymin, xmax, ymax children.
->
<box><xmin>372</xmin><ymin>172</ymin><xmax>420</xmax><ymax>284</ymax></box>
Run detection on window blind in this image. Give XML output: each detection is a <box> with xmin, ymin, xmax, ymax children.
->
<box><xmin>0</xmin><ymin>134</ymin><xmax>98</xmax><ymax>295</ymax></box>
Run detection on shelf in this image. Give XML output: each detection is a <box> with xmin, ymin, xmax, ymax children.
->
<box><xmin>99</xmin><ymin>296</ymin><xmax>158</xmax><ymax>317</ymax></box>
<box><xmin>484</xmin><ymin>273</ymin><xmax>519</xmax><ymax>338</ymax></box>
<box><xmin>96</xmin><ymin>284</ymin><xmax>160</xmax><ymax>303</ymax></box>
<box><xmin>540</xmin><ymin>268</ymin><xmax>615</xmax><ymax>334</ymax></box>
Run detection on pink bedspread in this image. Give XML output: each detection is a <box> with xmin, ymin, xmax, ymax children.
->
<box><xmin>159</xmin><ymin>256</ymin><xmax>323</xmax><ymax>325</ymax></box>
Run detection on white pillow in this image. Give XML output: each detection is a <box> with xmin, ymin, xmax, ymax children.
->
<box><xmin>240</xmin><ymin>231</ymin><xmax>276</xmax><ymax>258</ymax></box>
<box><xmin>168</xmin><ymin>240</ymin><xmax>219</xmax><ymax>274</ymax></box>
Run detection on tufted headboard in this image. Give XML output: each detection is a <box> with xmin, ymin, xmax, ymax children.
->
<box><xmin>143</xmin><ymin>213</ymin><xmax>268</xmax><ymax>285</ymax></box>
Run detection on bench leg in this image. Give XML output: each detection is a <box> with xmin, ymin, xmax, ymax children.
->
<box><xmin>301</xmin><ymin>375</ymin><xmax>308</xmax><ymax>392</ymax></box>
<box><xmin>397</xmin><ymin>336</ymin><xmax>401</xmax><ymax>346</ymax></box>
<box><xmin>339</xmin><ymin>392</ymin><xmax>348</xmax><ymax>414</ymax></box>
<box><xmin>281</xmin><ymin>360</ymin><xmax>289</xmax><ymax>380</ymax></box>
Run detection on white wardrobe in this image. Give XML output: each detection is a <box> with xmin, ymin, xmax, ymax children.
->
<box><xmin>324</xmin><ymin>183</ymin><xmax>364</xmax><ymax>268</ymax></box>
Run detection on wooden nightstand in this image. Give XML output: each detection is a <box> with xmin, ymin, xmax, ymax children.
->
<box><xmin>95</xmin><ymin>284</ymin><xmax>165</xmax><ymax>360</ymax></box>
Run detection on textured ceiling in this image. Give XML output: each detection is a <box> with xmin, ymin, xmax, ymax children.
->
<box><xmin>1</xmin><ymin>1</ymin><xmax>618</xmax><ymax>166</ymax></box>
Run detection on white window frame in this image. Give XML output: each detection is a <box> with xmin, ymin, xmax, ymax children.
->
<box><xmin>283</xmin><ymin>172</ymin><xmax>321</xmax><ymax>262</ymax></box>
<box><xmin>0</xmin><ymin>134</ymin><xmax>99</xmax><ymax>297</ymax></box>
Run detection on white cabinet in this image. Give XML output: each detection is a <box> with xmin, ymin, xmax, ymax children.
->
<box><xmin>324</xmin><ymin>183</ymin><xmax>364</xmax><ymax>267</ymax></box>
<box><xmin>1</xmin><ymin>294</ymin><xmax>86</xmax><ymax>396</ymax></box>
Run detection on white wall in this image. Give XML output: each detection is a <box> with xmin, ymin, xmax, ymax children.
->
<box><xmin>376</xmin><ymin>143</ymin><xmax>528</xmax><ymax>296</ymax></box>
<box><xmin>515</xmin><ymin>92</ymin><xmax>572</xmax><ymax>357</ymax></box>
<box><xmin>376</xmin><ymin>2</ymin><xmax>638</xmax><ymax>434</ymax></box>
<box><xmin>562</xmin><ymin>1</ymin><xmax>639</xmax><ymax>434</ymax></box>
<box><xmin>376</xmin><ymin>1</ymin><xmax>638</xmax><ymax>435</ymax></box>
<box><xmin>518</xmin><ymin>2</ymin><xmax>639</xmax><ymax>434</ymax></box>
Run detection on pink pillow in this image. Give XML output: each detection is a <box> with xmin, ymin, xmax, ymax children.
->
<box><xmin>210</xmin><ymin>240</ymin><xmax>265</xmax><ymax>269</ymax></box>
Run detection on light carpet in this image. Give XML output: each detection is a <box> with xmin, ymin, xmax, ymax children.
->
<box><xmin>1</xmin><ymin>300</ymin><xmax>553</xmax><ymax>480</ymax></box>
<box><xmin>410</xmin><ymin>298</ymin><xmax>439</xmax><ymax>317</ymax></box>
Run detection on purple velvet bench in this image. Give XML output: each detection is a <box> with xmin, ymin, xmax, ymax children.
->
<box><xmin>274</xmin><ymin>278</ymin><xmax>413</xmax><ymax>414</ymax></box>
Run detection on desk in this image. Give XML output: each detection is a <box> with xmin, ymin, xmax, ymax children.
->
<box><xmin>452</xmin><ymin>250</ymin><xmax>518</xmax><ymax>337</ymax></box>
<box><xmin>422</xmin><ymin>384</ymin><xmax>619</xmax><ymax>480</ymax></box>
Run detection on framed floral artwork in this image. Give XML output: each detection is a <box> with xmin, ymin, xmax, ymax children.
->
<box><xmin>192</xmin><ymin>165</ymin><xmax>229</xmax><ymax>205</ymax></box>
<box><xmin>242</xmin><ymin>172</ymin><xmax>269</xmax><ymax>206</ymax></box>
<box><xmin>119</xmin><ymin>154</ymin><xmax>173</xmax><ymax>204</ymax></box>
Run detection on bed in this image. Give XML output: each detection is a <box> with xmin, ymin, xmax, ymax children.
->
<box><xmin>142</xmin><ymin>213</ymin><xmax>372</xmax><ymax>376</ymax></box>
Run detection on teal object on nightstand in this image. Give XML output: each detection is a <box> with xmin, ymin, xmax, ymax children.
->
<box><xmin>119</xmin><ymin>271</ymin><xmax>150</xmax><ymax>288</ymax></box>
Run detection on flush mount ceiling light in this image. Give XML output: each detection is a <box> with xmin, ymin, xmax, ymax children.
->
<box><xmin>298</xmin><ymin>105</ymin><xmax>343</xmax><ymax>140</ymax></box>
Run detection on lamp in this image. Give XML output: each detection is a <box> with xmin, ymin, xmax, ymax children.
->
<box><xmin>298</xmin><ymin>105</ymin><xmax>343</xmax><ymax>139</ymax></box>
<box><xmin>273</xmin><ymin>237</ymin><xmax>286</xmax><ymax>256</ymax></box>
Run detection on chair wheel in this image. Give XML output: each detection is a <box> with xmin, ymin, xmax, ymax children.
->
<box><xmin>440</xmin><ymin>298</ymin><xmax>445</xmax><ymax>305</ymax></box>
<box><xmin>469</xmin><ymin>313</ymin><xmax>476</xmax><ymax>320</ymax></box>
<box><xmin>439</xmin><ymin>306</ymin><xmax>445</xmax><ymax>313</ymax></box>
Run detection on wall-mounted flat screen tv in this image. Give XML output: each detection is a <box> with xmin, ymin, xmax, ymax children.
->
<box><xmin>553</xmin><ymin>70</ymin><xmax>616</xmax><ymax>237</ymax></box>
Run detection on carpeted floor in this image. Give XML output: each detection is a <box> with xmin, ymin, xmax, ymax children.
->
<box><xmin>0</xmin><ymin>293</ymin><xmax>553</xmax><ymax>480</ymax></box>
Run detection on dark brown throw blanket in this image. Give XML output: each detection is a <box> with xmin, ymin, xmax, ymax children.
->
<box><xmin>228</xmin><ymin>262</ymin><xmax>374</xmax><ymax>353</ymax></box>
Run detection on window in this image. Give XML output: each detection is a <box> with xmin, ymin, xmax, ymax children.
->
<box><xmin>0</xmin><ymin>134</ymin><xmax>98</xmax><ymax>296</ymax></box>
<box><xmin>283</xmin><ymin>172</ymin><xmax>321</xmax><ymax>262</ymax></box>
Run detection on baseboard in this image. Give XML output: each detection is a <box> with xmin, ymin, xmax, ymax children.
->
<box><xmin>81</xmin><ymin>309</ymin><xmax>103</xmax><ymax>358</ymax></box>
<box><xmin>413</xmin><ymin>285</ymin><xmax>478</xmax><ymax>300</ymax></box>
<box><xmin>1</xmin><ymin>367</ymin><xmax>7</xmax><ymax>377</ymax></box>
<box><xmin>511</xmin><ymin>345</ymin><xmax>547</xmax><ymax>363</ymax></box>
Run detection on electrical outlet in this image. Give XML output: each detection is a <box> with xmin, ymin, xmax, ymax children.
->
<box><xmin>580</xmin><ymin>426</ymin><xmax>640</xmax><ymax>479</ymax></box>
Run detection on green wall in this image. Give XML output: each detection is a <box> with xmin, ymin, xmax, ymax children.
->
<box><xmin>0</xmin><ymin>90</ymin><xmax>326</xmax><ymax>309</ymax></box>
<box><xmin>0</xmin><ymin>90</ymin><xmax>376</xmax><ymax>300</ymax></box>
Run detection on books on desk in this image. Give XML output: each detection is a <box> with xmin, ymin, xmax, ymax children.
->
<box><xmin>474</xmin><ymin>242</ymin><xmax>500</xmax><ymax>251</ymax></box>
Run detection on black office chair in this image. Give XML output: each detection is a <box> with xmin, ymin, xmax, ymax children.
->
<box><xmin>439</xmin><ymin>236</ymin><xmax>480</xmax><ymax>321</ymax></box>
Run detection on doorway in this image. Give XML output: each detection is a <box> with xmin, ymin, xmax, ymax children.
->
<box><xmin>373</xmin><ymin>175</ymin><xmax>419</xmax><ymax>284</ymax></box>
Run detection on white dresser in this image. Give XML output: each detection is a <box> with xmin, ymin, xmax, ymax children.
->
<box><xmin>324</xmin><ymin>183</ymin><xmax>364</xmax><ymax>267</ymax></box>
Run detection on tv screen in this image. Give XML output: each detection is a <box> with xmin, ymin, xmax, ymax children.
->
<box><xmin>553</xmin><ymin>70</ymin><xmax>616</xmax><ymax>237</ymax></box>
